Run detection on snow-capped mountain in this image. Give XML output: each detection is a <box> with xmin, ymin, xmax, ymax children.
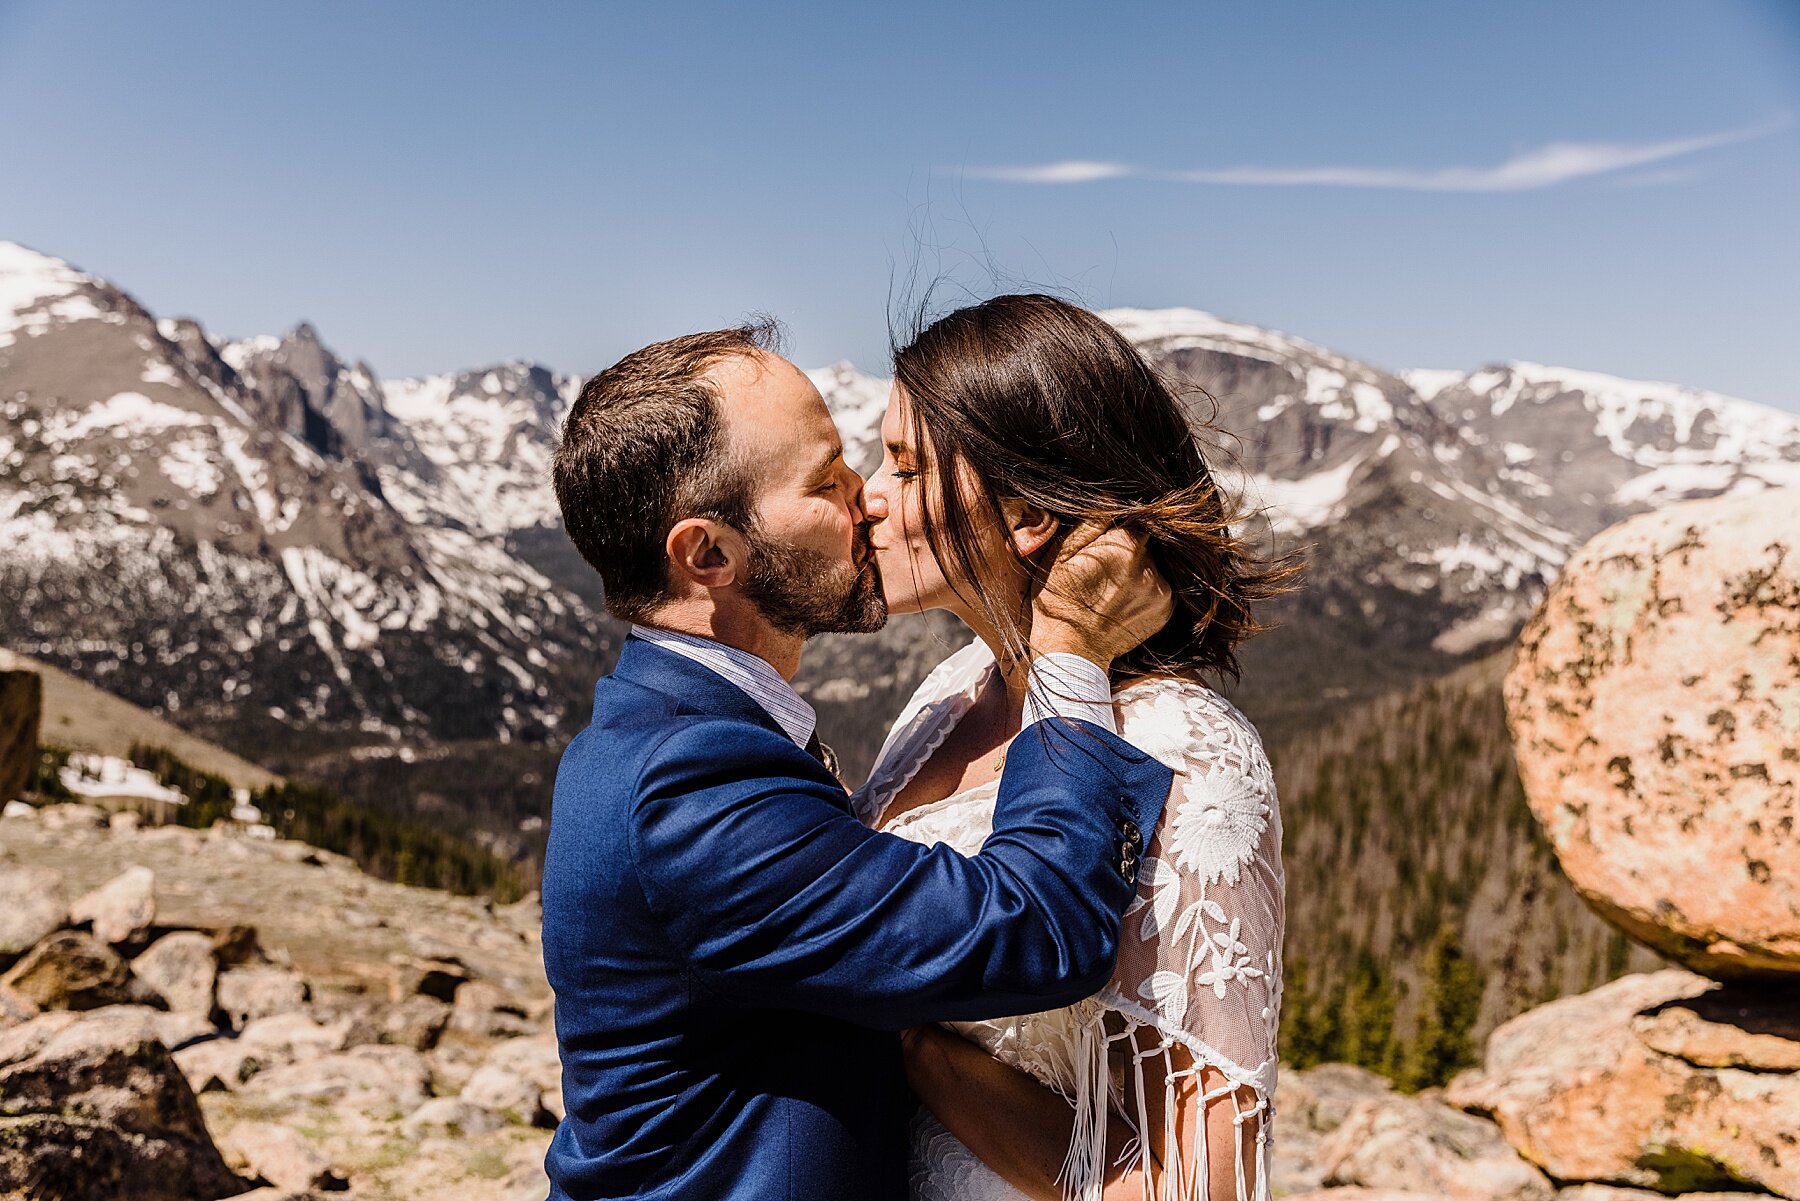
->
<box><xmin>0</xmin><ymin>242</ymin><xmax>610</xmax><ymax>758</ymax></box>
<box><xmin>5</xmin><ymin>239</ymin><xmax>1796</xmax><ymax>770</ymax></box>
<box><xmin>806</xmin><ymin>361</ymin><xmax>890</xmax><ymax>475</ymax></box>
<box><xmin>1411</xmin><ymin>361</ymin><xmax>1800</xmax><ymax>522</ymax></box>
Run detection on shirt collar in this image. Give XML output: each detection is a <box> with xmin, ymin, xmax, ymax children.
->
<box><xmin>627</xmin><ymin>625</ymin><xmax>817</xmax><ymax>749</ymax></box>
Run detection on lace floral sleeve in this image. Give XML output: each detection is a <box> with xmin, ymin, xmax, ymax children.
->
<box><xmin>1061</xmin><ymin>679</ymin><xmax>1285</xmax><ymax>1201</ymax></box>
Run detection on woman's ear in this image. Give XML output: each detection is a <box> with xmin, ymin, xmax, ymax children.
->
<box><xmin>666</xmin><ymin>518</ymin><xmax>742</xmax><ymax>590</ymax></box>
<box><xmin>1000</xmin><ymin>498</ymin><xmax>1059</xmax><ymax>559</ymax></box>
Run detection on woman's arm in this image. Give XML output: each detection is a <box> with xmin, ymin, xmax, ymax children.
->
<box><xmin>902</xmin><ymin>1022</ymin><xmax>1261</xmax><ymax>1201</ymax></box>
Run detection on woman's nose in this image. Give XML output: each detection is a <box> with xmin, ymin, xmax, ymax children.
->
<box><xmin>860</xmin><ymin>472</ymin><xmax>888</xmax><ymax>520</ymax></box>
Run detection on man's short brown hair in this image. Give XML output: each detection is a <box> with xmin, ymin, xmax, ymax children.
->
<box><xmin>553</xmin><ymin>321</ymin><xmax>781</xmax><ymax>623</ymax></box>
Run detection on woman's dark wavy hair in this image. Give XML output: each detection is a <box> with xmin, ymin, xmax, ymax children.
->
<box><xmin>891</xmin><ymin>293</ymin><xmax>1303</xmax><ymax>685</ymax></box>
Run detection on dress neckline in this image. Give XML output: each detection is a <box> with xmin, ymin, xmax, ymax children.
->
<box><xmin>864</xmin><ymin>659</ymin><xmax>1000</xmax><ymax>830</ymax></box>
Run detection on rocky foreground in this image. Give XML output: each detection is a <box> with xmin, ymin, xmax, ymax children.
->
<box><xmin>4</xmin><ymin>800</ymin><xmax>1795</xmax><ymax>1199</ymax></box>
<box><xmin>1</xmin><ymin>803</ymin><xmax>555</xmax><ymax>1200</ymax></box>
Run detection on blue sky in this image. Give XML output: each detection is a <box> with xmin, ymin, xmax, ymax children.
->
<box><xmin>3</xmin><ymin>0</ymin><xmax>1797</xmax><ymax>409</ymax></box>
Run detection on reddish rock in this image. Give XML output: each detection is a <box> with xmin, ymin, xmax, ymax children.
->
<box><xmin>1631</xmin><ymin>983</ymin><xmax>1800</xmax><ymax>1071</ymax></box>
<box><xmin>1505</xmin><ymin>491</ymin><xmax>1800</xmax><ymax>979</ymax></box>
<box><xmin>1448</xmin><ymin>970</ymin><xmax>1800</xmax><ymax>1197</ymax></box>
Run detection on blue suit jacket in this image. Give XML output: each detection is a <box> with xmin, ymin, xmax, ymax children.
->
<box><xmin>541</xmin><ymin>637</ymin><xmax>1171</xmax><ymax>1201</ymax></box>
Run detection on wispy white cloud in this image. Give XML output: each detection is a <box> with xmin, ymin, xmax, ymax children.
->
<box><xmin>971</xmin><ymin>160</ymin><xmax>1135</xmax><ymax>183</ymax></box>
<box><xmin>968</xmin><ymin>116</ymin><xmax>1789</xmax><ymax>192</ymax></box>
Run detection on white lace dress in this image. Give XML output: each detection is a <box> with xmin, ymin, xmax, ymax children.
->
<box><xmin>853</xmin><ymin>640</ymin><xmax>1284</xmax><ymax>1201</ymax></box>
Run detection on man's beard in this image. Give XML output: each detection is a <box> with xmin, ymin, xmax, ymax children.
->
<box><xmin>739</xmin><ymin>522</ymin><xmax>888</xmax><ymax>637</ymax></box>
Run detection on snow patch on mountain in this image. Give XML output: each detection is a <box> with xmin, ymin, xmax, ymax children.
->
<box><xmin>379</xmin><ymin>363</ymin><xmax>572</xmax><ymax>536</ymax></box>
<box><xmin>1402</xmin><ymin>369</ymin><xmax>1464</xmax><ymax>402</ymax></box>
<box><xmin>219</xmin><ymin>335</ymin><xmax>281</xmax><ymax>372</ymax></box>
<box><xmin>1504</xmin><ymin>361</ymin><xmax>1800</xmax><ymax>465</ymax></box>
<box><xmin>0</xmin><ymin>242</ymin><xmax>111</xmax><ymax>348</ymax></box>
<box><xmin>1240</xmin><ymin>451</ymin><xmax>1368</xmax><ymax>533</ymax></box>
<box><xmin>807</xmin><ymin>361</ymin><xmax>890</xmax><ymax>474</ymax></box>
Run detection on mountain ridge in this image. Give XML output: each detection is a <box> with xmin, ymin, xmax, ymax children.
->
<box><xmin>5</xmin><ymin>235</ymin><xmax>1798</xmax><ymax>826</ymax></box>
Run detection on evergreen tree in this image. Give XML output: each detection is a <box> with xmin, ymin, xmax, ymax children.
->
<box><xmin>1402</xmin><ymin>924</ymin><xmax>1484</xmax><ymax>1090</ymax></box>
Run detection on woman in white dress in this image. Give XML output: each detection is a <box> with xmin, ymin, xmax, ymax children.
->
<box><xmin>853</xmin><ymin>294</ymin><xmax>1300</xmax><ymax>1201</ymax></box>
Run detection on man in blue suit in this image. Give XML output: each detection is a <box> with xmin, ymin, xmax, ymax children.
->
<box><xmin>543</xmin><ymin>321</ymin><xmax>1174</xmax><ymax>1200</ymax></box>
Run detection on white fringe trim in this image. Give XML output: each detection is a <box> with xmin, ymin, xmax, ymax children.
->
<box><xmin>1054</xmin><ymin>1010</ymin><xmax>1273</xmax><ymax>1201</ymax></box>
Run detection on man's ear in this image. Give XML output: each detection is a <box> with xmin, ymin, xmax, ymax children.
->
<box><xmin>666</xmin><ymin>518</ymin><xmax>743</xmax><ymax>590</ymax></box>
<box><xmin>1000</xmin><ymin>498</ymin><xmax>1059</xmax><ymax>558</ymax></box>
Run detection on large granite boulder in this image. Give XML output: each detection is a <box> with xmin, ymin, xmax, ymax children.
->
<box><xmin>1448</xmin><ymin>970</ymin><xmax>1800</xmax><ymax>1197</ymax></box>
<box><xmin>0</xmin><ymin>1008</ymin><xmax>247</xmax><ymax>1200</ymax></box>
<box><xmin>1506</xmin><ymin>489</ymin><xmax>1800</xmax><ymax>979</ymax></box>
<box><xmin>0</xmin><ymin>667</ymin><xmax>39</xmax><ymax>805</ymax></box>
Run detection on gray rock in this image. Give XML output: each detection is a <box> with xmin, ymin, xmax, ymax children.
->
<box><xmin>216</xmin><ymin>964</ymin><xmax>309</xmax><ymax>1029</ymax></box>
<box><xmin>132</xmin><ymin>930</ymin><xmax>219</xmax><ymax>1018</ymax></box>
<box><xmin>1318</xmin><ymin>1091</ymin><xmax>1554</xmax><ymax>1201</ymax></box>
<box><xmin>173</xmin><ymin>1036</ymin><xmax>263</xmax><ymax>1093</ymax></box>
<box><xmin>221</xmin><ymin>1120</ymin><xmax>344</xmax><ymax>1192</ymax></box>
<box><xmin>378</xmin><ymin>993</ymin><xmax>452</xmax><ymax>1049</ymax></box>
<box><xmin>0</xmin><ymin>863</ymin><xmax>67</xmax><ymax>967</ymax></box>
<box><xmin>0</xmin><ymin>929</ymin><xmax>147</xmax><ymax>1010</ymax></box>
<box><xmin>459</xmin><ymin>1061</ymin><xmax>554</xmax><ymax>1127</ymax></box>
<box><xmin>1274</xmin><ymin>1063</ymin><xmax>1399</xmax><ymax>1196</ymax></box>
<box><xmin>0</xmin><ymin>1009</ymin><xmax>247</xmax><ymax>1200</ymax></box>
<box><xmin>400</xmin><ymin>1095</ymin><xmax>506</xmax><ymax>1138</ymax></box>
<box><xmin>249</xmin><ymin>1044</ymin><xmax>433</xmax><ymax>1115</ymax></box>
<box><xmin>239</xmin><ymin>1010</ymin><xmax>351</xmax><ymax>1058</ymax></box>
<box><xmin>36</xmin><ymin>801</ymin><xmax>107</xmax><ymax>829</ymax></box>
<box><xmin>0</xmin><ymin>986</ymin><xmax>38</xmax><ymax>1029</ymax></box>
<box><xmin>71</xmin><ymin>864</ymin><xmax>157</xmax><ymax>946</ymax></box>
<box><xmin>448</xmin><ymin>979</ymin><xmax>535</xmax><ymax>1039</ymax></box>
<box><xmin>480</xmin><ymin>1030</ymin><xmax>564</xmax><ymax>1120</ymax></box>
<box><xmin>389</xmin><ymin>954</ymin><xmax>470</xmax><ymax>1003</ymax></box>
<box><xmin>82</xmin><ymin>1003</ymin><xmax>215</xmax><ymax>1051</ymax></box>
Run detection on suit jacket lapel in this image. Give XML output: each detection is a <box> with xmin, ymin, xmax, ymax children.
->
<box><xmin>610</xmin><ymin>636</ymin><xmax>793</xmax><ymax>741</ymax></box>
<box><xmin>608</xmin><ymin>636</ymin><xmax>852</xmax><ymax>810</ymax></box>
